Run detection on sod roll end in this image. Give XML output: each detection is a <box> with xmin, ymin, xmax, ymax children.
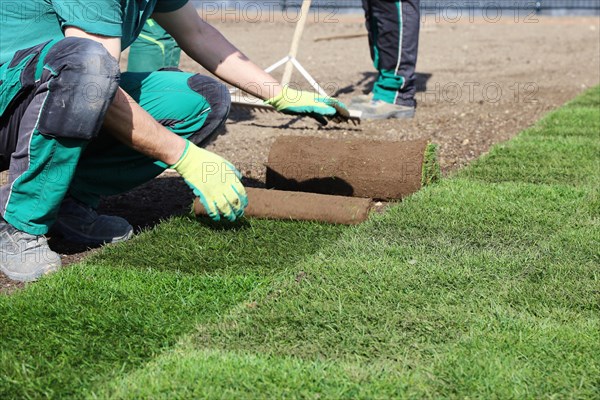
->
<box><xmin>266</xmin><ymin>136</ymin><xmax>440</xmax><ymax>200</ymax></box>
<box><xmin>422</xmin><ymin>142</ymin><xmax>441</xmax><ymax>187</ymax></box>
<box><xmin>194</xmin><ymin>187</ymin><xmax>372</xmax><ymax>225</ymax></box>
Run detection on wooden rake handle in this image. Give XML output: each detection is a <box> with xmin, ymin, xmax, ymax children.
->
<box><xmin>281</xmin><ymin>0</ymin><xmax>312</xmax><ymax>87</ymax></box>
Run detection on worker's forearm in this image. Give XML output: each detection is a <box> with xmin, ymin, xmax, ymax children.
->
<box><xmin>215</xmin><ymin>49</ymin><xmax>283</xmax><ymax>101</ymax></box>
<box><xmin>154</xmin><ymin>4</ymin><xmax>282</xmax><ymax>100</ymax></box>
<box><xmin>103</xmin><ymin>88</ymin><xmax>186</xmax><ymax>166</ymax></box>
<box><xmin>187</xmin><ymin>26</ymin><xmax>282</xmax><ymax>100</ymax></box>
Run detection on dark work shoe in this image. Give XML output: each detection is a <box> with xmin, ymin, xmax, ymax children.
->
<box><xmin>53</xmin><ymin>197</ymin><xmax>133</xmax><ymax>245</ymax></box>
<box><xmin>0</xmin><ymin>220</ymin><xmax>61</xmax><ymax>282</ymax></box>
<box><xmin>353</xmin><ymin>100</ymin><xmax>415</xmax><ymax>120</ymax></box>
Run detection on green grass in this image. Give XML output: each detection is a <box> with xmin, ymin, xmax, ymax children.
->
<box><xmin>1</xmin><ymin>86</ymin><xmax>599</xmax><ymax>399</ymax></box>
<box><xmin>421</xmin><ymin>143</ymin><xmax>441</xmax><ymax>186</ymax></box>
<box><xmin>0</xmin><ymin>221</ymin><xmax>344</xmax><ymax>398</ymax></box>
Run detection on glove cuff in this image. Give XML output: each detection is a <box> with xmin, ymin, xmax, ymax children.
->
<box><xmin>265</xmin><ymin>85</ymin><xmax>294</xmax><ymax>109</ymax></box>
<box><xmin>170</xmin><ymin>140</ymin><xmax>191</xmax><ymax>170</ymax></box>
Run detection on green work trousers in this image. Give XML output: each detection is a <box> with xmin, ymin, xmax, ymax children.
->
<box><xmin>0</xmin><ymin>39</ymin><xmax>229</xmax><ymax>235</ymax></box>
<box><xmin>127</xmin><ymin>19</ymin><xmax>181</xmax><ymax>72</ymax></box>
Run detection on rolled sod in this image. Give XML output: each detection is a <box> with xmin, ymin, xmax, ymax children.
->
<box><xmin>194</xmin><ymin>188</ymin><xmax>372</xmax><ymax>225</ymax></box>
<box><xmin>266</xmin><ymin>136</ymin><xmax>440</xmax><ymax>200</ymax></box>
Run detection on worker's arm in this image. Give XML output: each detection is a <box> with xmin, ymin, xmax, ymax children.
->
<box><xmin>153</xmin><ymin>3</ymin><xmax>280</xmax><ymax>100</ymax></box>
<box><xmin>153</xmin><ymin>3</ymin><xmax>349</xmax><ymax>124</ymax></box>
<box><xmin>63</xmin><ymin>27</ymin><xmax>246</xmax><ymax>221</ymax></box>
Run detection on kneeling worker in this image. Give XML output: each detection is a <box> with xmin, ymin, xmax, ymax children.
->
<box><xmin>0</xmin><ymin>0</ymin><xmax>348</xmax><ymax>282</ymax></box>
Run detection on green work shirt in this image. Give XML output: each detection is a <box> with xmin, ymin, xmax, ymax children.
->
<box><xmin>0</xmin><ymin>0</ymin><xmax>188</xmax><ymax>65</ymax></box>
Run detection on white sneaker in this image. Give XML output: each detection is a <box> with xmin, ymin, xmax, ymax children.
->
<box><xmin>353</xmin><ymin>100</ymin><xmax>415</xmax><ymax>120</ymax></box>
<box><xmin>0</xmin><ymin>220</ymin><xmax>61</xmax><ymax>282</ymax></box>
<box><xmin>349</xmin><ymin>93</ymin><xmax>374</xmax><ymax>105</ymax></box>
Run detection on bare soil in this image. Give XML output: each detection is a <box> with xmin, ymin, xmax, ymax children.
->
<box><xmin>2</xmin><ymin>15</ymin><xmax>599</xmax><ymax>293</ymax></box>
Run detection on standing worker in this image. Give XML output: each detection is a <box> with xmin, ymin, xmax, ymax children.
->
<box><xmin>0</xmin><ymin>0</ymin><xmax>348</xmax><ymax>282</ymax></box>
<box><xmin>352</xmin><ymin>0</ymin><xmax>421</xmax><ymax>119</ymax></box>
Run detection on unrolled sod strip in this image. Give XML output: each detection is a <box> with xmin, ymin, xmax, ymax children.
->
<box><xmin>266</xmin><ymin>136</ymin><xmax>440</xmax><ymax>200</ymax></box>
<box><xmin>194</xmin><ymin>187</ymin><xmax>372</xmax><ymax>225</ymax></box>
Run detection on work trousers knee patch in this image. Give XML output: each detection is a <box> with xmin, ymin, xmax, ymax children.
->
<box><xmin>186</xmin><ymin>74</ymin><xmax>230</xmax><ymax>145</ymax></box>
<box><xmin>37</xmin><ymin>38</ymin><xmax>120</xmax><ymax>140</ymax></box>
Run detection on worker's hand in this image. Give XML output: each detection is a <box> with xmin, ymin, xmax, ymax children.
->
<box><xmin>172</xmin><ymin>140</ymin><xmax>248</xmax><ymax>222</ymax></box>
<box><xmin>265</xmin><ymin>86</ymin><xmax>350</xmax><ymax>125</ymax></box>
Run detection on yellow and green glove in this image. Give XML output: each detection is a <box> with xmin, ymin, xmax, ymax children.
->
<box><xmin>266</xmin><ymin>86</ymin><xmax>350</xmax><ymax>125</ymax></box>
<box><xmin>172</xmin><ymin>140</ymin><xmax>248</xmax><ymax>222</ymax></box>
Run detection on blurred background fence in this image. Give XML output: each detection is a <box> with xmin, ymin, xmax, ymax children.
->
<box><xmin>280</xmin><ymin>0</ymin><xmax>599</xmax><ymax>11</ymax></box>
<box><xmin>191</xmin><ymin>0</ymin><xmax>600</xmax><ymax>14</ymax></box>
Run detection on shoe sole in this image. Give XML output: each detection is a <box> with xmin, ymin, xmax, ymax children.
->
<box><xmin>1</xmin><ymin>262</ymin><xmax>60</xmax><ymax>283</ymax></box>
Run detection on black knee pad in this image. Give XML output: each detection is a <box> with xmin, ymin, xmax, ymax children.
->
<box><xmin>187</xmin><ymin>74</ymin><xmax>231</xmax><ymax>146</ymax></box>
<box><xmin>187</xmin><ymin>74</ymin><xmax>231</xmax><ymax>124</ymax></box>
<box><xmin>37</xmin><ymin>37</ymin><xmax>120</xmax><ymax>140</ymax></box>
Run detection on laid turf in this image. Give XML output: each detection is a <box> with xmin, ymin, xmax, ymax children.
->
<box><xmin>1</xmin><ymin>86</ymin><xmax>598</xmax><ymax>399</ymax></box>
<box><xmin>0</xmin><ymin>221</ymin><xmax>345</xmax><ymax>398</ymax></box>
